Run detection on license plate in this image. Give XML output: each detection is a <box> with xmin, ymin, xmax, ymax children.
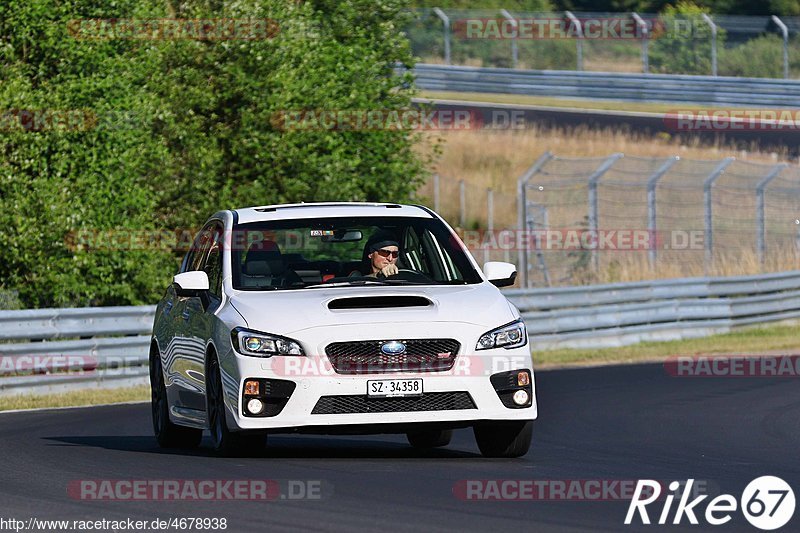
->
<box><xmin>367</xmin><ymin>378</ymin><xmax>423</xmax><ymax>398</ymax></box>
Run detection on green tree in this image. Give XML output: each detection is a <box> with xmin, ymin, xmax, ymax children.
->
<box><xmin>0</xmin><ymin>0</ymin><xmax>430</xmax><ymax>308</ymax></box>
<box><xmin>649</xmin><ymin>1</ymin><xmax>723</xmax><ymax>75</ymax></box>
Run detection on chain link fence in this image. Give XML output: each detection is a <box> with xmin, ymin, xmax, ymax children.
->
<box><xmin>418</xmin><ymin>153</ymin><xmax>800</xmax><ymax>287</ymax></box>
<box><xmin>407</xmin><ymin>9</ymin><xmax>800</xmax><ymax>78</ymax></box>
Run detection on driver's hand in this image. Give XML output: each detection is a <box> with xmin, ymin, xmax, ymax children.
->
<box><xmin>379</xmin><ymin>264</ymin><xmax>399</xmax><ymax>277</ymax></box>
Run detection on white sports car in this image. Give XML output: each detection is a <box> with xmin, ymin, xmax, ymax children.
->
<box><xmin>150</xmin><ymin>202</ymin><xmax>537</xmax><ymax>457</ymax></box>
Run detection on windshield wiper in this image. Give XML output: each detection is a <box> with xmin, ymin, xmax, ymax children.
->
<box><xmin>302</xmin><ymin>280</ymin><xmax>391</xmax><ymax>289</ymax></box>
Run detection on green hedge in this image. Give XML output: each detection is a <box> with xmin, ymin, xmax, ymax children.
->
<box><xmin>0</xmin><ymin>0</ymin><xmax>430</xmax><ymax>308</ymax></box>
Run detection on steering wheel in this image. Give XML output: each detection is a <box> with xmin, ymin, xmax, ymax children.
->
<box><xmin>386</xmin><ymin>268</ymin><xmax>432</xmax><ymax>283</ymax></box>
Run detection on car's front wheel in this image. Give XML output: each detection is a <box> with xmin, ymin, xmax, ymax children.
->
<box><xmin>150</xmin><ymin>349</ymin><xmax>202</xmax><ymax>448</ymax></box>
<box><xmin>206</xmin><ymin>352</ymin><xmax>266</xmax><ymax>457</ymax></box>
<box><xmin>473</xmin><ymin>421</ymin><xmax>532</xmax><ymax>458</ymax></box>
<box><xmin>406</xmin><ymin>428</ymin><xmax>452</xmax><ymax>448</ymax></box>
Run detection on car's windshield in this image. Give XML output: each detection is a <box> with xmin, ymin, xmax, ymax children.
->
<box><xmin>230</xmin><ymin>216</ymin><xmax>482</xmax><ymax>290</ymax></box>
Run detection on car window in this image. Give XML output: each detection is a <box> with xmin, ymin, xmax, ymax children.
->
<box><xmin>203</xmin><ymin>233</ymin><xmax>223</xmax><ymax>298</ymax></box>
<box><xmin>182</xmin><ymin>225</ymin><xmax>215</xmax><ymax>274</ymax></box>
<box><xmin>230</xmin><ymin>216</ymin><xmax>481</xmax><ymax>290</ymax></box>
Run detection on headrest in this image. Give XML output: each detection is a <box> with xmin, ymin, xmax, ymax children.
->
<box><xmin>244</xmin><ymin>240</ymin><xmax>285</xmax><ymax>276</ymax></box>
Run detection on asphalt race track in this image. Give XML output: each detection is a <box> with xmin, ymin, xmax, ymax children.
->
<box><xmin>1</xmin><ymin>362</ymin><xmax>798</xmax><ymax>532</ymax></box>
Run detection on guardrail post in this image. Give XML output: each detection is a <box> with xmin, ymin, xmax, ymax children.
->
<box><xmin>588</xmin><ymin>153</ymin><xmax>624</xmax><ymax>270</ymax></box>
<box><xmin>527</xmin><ymin>204</ymin><xmax>551</xmax><ymax>287</ymax></box>
<box><xmin>518</xmin><ymin>151</ymin><xmax>553</xmax><ymax>288</ymax></box>
<box><xmin>433</xmin><ymin>173</ymin><xmax>440</xmax><ymax>213</ymax></box>
<box><xmin>772</xmin><ymin>16</ymin><xmax>789</xmax><ymax>79</ymax></box>
<box><xmin>647</xmin><ymin>156</ymin><xmax>680</xmax><ymax>265</ymax></box>
<box><xmin>632</xmin><ymin>13</ymin><xmax>649</xmax><ymax>74</ymax></box>
<box><xmin>703</xmin><ymin>157</ymin><xmax>735</xmax><ymax>267</ymax></box>
<box><xmin>484</xmin><ymin>187</ymin><xmax>494</xmax><ymax>264</ymax></box>
<box><xmin>756</xmin><ymin>163</ymin><xmax>788</xmax><ymax>264</ymax></box>
<box><xmin>796</xmin><ymin>220</ymin><xmax>800</xmax><ymax>260</ymax></box>
<box><xmin>701</xmin><ymin>14</ymin><xmax>718</xmax><ymax>77</ymax></box>
<box><xmin>500</xmin><ymin>10</ymin><xmax>519</xmax><ymax>68</ymax></box>
<box><xmin>565</xmin><ymin>11</ymin><xmax>583</xmax><ymax>71</ymax></box>
<box><xmin>459</xmin><ymin>179</ymin><xmax>466</xmax><ymax>228</ymax></box>
<box><xmin>433</xmin><ymin>7</ymin><xmax>451</xmax><ymax>66</ymax></box>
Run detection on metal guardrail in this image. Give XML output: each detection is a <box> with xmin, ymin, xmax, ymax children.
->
<box><xmin>0</xmin><ymin>306</ymin><xmax>155</xmax><ymax>396</ymax></box>
<box><xmin>413</xmin><ymin>64</ymin><xmax>800</xmax><ymax>107</ymax></box>
<box><xmin>1</xmin><ymin>271</ymin><xmax>799</xmax><ymax>394</ymax></box>
<box><xmin>505</xmin><ymin>270</ymin><xmax>800</xmax><ymax>349</ymax></box>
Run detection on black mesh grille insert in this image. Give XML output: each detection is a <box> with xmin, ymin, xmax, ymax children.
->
<box><xmin>325</xmin><ymin>339</ymin><xmax>460</xmax><ymax>374</ymax></box>
<box><xmin>311</xmin><ymin>392</ymin><xmax>476</xmax><ymax>415</ymax></box>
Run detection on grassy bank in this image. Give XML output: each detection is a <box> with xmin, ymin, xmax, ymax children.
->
<box><xmin>0</xmin><ymin>384</ymin><xmax>149</xmax><ymax>412</ymax></box>
<box><xmin>535</xmin><ymin>323</ymin><xmax>800</xmax><ymax>368</ymax></box>
<box><xmin>419</xmin><ymin>90</ymin><xmax>722</xmax><ymax>114</ymax></box>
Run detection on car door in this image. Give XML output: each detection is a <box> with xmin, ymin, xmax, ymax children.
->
<box><xmin>167</xmin><ymin>223</ymin><xmax>217</xmax><ymax>411</ymax></box>
<box><xmin>182</xmin><ymin>223</ymin><xmax>225</xmax><ymax>408</ymax></box>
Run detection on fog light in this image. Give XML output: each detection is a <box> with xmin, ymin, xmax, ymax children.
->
<box><xmin>244</xmin><ymin>380</ymin><xmax>259</xmax><ymax>396</ymax></box>
<box><xmin>247</xmin><ymin>398</ymin><xmax>265</xmax><ymax>415</ymax></box>
<box><xmin>517</xmin><ymin>371</ymin><xmax>530</xmax><ymax>386</ymax></box>
<box><xmin>512</xmin><ymin>389</ymin><xmax>529</xmax><ymax>406</ymax></box>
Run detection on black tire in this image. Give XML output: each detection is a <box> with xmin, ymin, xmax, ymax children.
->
<box><xmin>473</xmin><ymin>421</ymin><xmax>533</xmax><ymax>458</ymax></box>
<box><xmin>406</xmin><ymin>428</ymin><xmax>453</xmax><ymax>448</ymax></box>
<box><xmin>150</xmin><ymin>349</ymin><xmax>202</xmax><ymax>448</ymax></box>
<box><xmin>207</xmin><ymin>353</ymin><xmax>267</xmax><ymax>457</ymax></box>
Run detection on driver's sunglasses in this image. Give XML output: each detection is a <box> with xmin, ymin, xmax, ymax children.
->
<box><xmin>375</xmin><ymin>249</ymin><xmax>400</xmax><ymax>258</ymax></box>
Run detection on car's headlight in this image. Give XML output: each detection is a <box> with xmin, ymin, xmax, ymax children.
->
<box><xmin>231</xmin><ymin>327</ymin><xmax>305</xmax><ymax>357</ymax></box>
<box><xmin>476</xmin><ymin>319</ymin><xmax>527</xmax><ymax>350</ymax></box>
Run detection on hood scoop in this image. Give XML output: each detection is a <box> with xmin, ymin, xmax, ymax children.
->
<box><xmin>328</xmin><ymin>295</ymin><xmax>433</xmax><ymax>310</ymax></box>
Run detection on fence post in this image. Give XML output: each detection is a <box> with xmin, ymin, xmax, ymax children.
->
<box><xmin>647</xmin><ymin>156</ymin><xmax>680</xmax><ymax>266</ymax></box>
<box><xmin>772</xmin><ymin>16</ymin><xmax>789</xmax><ymax>79</ymax></box>
<box><xmin>756</xmin><ymin>163</ymin><xmax>788</xmax><ymax>264</ymax></box>
<box><xmin>433</xmin><ymin>173</ymin><xmax>440</xmax><ymax>213</ymax></box>
<box><xmin>703</xmin><ymin>157</ymin><xmax>735</xmax><ymax>267</ymax></box>
<box><xmin>484</xmin><ymin>187</ymin><xmax>494</xmax><ymax>264</ymax></box>
<box><xmin>565</xmin><ymin>11</ymin><xmax>583</xmax><ymax>71</ymax></box>
<box><xmin>632</xmin><ymin>13</ymin><xmax>649</xmax><ymax>73</ymax></box>
<box><xmin>433</xmin><ymin>7</ymin><xmax>451</xmax><ymax>66</ymax></box>
<box><xmin>500</xmin><ymin>10</ymin><xmax>518</xmax><ymax>68</ymax></box>
<box><xmin>587</xmin><ymin>153</ymin><xmax>624</xmax><ymax>270</ymax></box>
<box><xmin>527</xmin><ymin>204</ymin><xmax>551</xmax><ymax>287</ymax></box>
<box><xmin>459</xmin><ymin>179</ymin><xmax>466</xmax><ymax>228</ymax></box>
<box><xmin>517</xmin><ymin>151</ymin><xmax>553</xmax><ymax>288</ymax></box>
<box><xmin>701</xmin><ymin>14</ymin><xmax>718</xmax><ymax>77</ymax></box>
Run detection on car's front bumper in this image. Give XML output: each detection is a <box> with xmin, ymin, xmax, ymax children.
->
<box><xmin>221</xmin><ymin>346</ymin><xmax>537</xmax><ymax>431</ymax></box>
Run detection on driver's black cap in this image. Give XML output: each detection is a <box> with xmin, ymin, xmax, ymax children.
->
<box><xmin>366</xmin><ymin>231</ymin><xmax>399</xmax><ymax>253</ymax></box>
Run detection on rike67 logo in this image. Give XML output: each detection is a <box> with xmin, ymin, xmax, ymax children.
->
<box><xmin>625</xmin><ymin>477</ymin><xmax>795</xmax><ymax>530</ymax></box>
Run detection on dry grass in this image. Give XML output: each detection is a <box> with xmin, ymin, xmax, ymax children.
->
<box><xmin>418</xmin><ymin>91</ymin><xmax>734</xmax><ymax>113</ymax></box>
<box><xmin>0</xmin><ymin>385</ymin><xmax>149</xmax><ymax>412</ymax></box>
<box><xmin>536</xmin><ymin>322</ymin><xmax>800</xmax><ymax>366</ymax></box>
<box><xmin>417</xmin><ymin>126</ymin><xmax>800</xmax><ymax>282</ymax></box>
<box><xmin>579</xmin><ymin>248</ymin><xmax>800</xmax><ymax>284</ymax></box>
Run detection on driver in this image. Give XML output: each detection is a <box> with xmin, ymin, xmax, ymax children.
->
<box><xmin>356</xmin><ymin>231</ymin><xmax>401</xmax><ymax>278</ymax></box>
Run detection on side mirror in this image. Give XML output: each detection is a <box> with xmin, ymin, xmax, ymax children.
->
<box><xmin>483</xmin><ymin>262</ymin><xmax>517</xmax><ymax>288</ymax></box>
<box><xmin>173</xmin><ymin>271</ymin><xmax>209</xmax><ymax>297</ymax></box>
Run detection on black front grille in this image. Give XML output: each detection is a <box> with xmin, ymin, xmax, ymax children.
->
<box><xmin>311</xmin><ymin>392</ymin><xmax>476</xmax><ymax>415</ymax></box>
<box><xmin>325</xmin><ymin>339</ymin><xmax>460</xmax><ymax>374</ymax></box>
